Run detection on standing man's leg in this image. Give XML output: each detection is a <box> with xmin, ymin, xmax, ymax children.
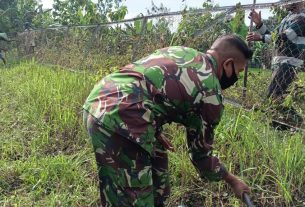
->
<box><xmin>266</xmin><ymin>63</ymin><xmax>304</xmax><ymax>125</ymax></box>
<box><xmin>84</xmin><ymin>111</ymin><xmax>155</xmax><ymax>207</ymax></box>
<box><xmin>151</xmin><ymin>141</ymin><xmax>170</xmax><ymax>207</ymax></box>
<box><xmin>30</xmin><ymin>46</ymin><xmax>35</xmax><ymax>54</ymax></box>
<box><xmin>267</xmin><ymin>63</ymin><xmax>297</xmax><ymax>101</ymax></box>
<box><xmin>0</xmin><ymin>51</ymin><xmax>6</xmax><ymax>64</ymax></box>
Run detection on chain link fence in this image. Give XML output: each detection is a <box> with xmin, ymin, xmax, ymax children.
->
<box><xmin>2</xmin><ymin>0</ymin><xmax>305</xmax><ymax>129</ymax></box>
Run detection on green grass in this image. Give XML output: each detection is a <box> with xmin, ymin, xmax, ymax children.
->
<box><xmin>0</xmin><ymin>62</ymin><xmax>99</xmax><ymax>206</ymax></box>
<box><xmin>168</xmin><ymin>107</ymin><xmax>305</xmax><ymax>206</ymax></box>
<box><xmin>0</xmin><ymin>62</ymin><xmax>304</xmax><ymax>207</ymax></box>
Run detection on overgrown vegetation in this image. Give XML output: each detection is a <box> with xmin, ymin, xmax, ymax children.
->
<box><xmin>0</xmin><ymin>63</ymin><xmax>304</xmax><ymax>207</ymax></box>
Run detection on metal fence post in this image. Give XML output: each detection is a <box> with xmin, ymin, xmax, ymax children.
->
<box><xmin>243</xmin><ymin>0</ymin><xmax>256</xmax><ymax>101</ymax></box>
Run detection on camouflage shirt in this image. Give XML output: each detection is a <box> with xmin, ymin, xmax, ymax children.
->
<box><xmin>0</xmin><ymin>33</ymin><xmax>9</xmax><ymax>41</ymax></box>
<box><xmin>83</xmin><ymin>46</ymin><xmax>227</xmax><ymax>181</ymax></box>
<box><xmin>0</xmin><ymin>33</ymin><xmax>9</xmax><ymax>51</ymax></box>
<box><xmin>257</xmin><ymin>10</ymin><xmax>305</xmax><ymax>67</ymax></box>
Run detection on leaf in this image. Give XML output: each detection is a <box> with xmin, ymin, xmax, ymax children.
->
<box><xmin>134</xmin><ymin>20</ymin><xmax>142</xmax><ymax>34</ymax></box>
<box><xmin>146</xmin><ymin>20</ymin><xmax>153</xmax><ymax>32</ymax></box>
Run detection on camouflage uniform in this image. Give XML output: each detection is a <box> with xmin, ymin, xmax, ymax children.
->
<box><xmin>83</xmin><ymin>46</ymin><xmax>227</xmax><ymax>206</ymax></box>
<box><xmin>0</xmin><ymin>50</ymin><xmax>6</xmax><ymax>64</ymax></box>
<box><xmin>17</xmin><ymin>29</ymin><xmax>36</xmax><ymax>55</ymax></box>
<box><xmin>25</xmin><ymin>29</ymin><xmax>36</xmax><ymax>54</ymax></box>
<box><xmin>256</xmin><ymin>10</ymin><xmax>305</xmax><ymax>99</ymax></box>
<box><xmin>0</xmin><ymin>33</ymin><xmax>9</xmax><ymax>64</ymax></box>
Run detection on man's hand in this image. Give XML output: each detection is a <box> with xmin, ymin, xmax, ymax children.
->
<box><xmin>246</xmin><ymin>32</ymin><xmax>262</xmax><ymax>42</ymax></box>
<box><xmin>157</xmin><ymin>133</ymin><xmax>175</xmax><ymax>152</ymax></box>
<box><xmin>249</xmin><ymin>9</ymin><xmax>262</xmax><ymax>27</ymax></box>
<box><xmin>223</xmin><ymin>172</ymin><xmax>250</xmax><ymax>199</ymax></box>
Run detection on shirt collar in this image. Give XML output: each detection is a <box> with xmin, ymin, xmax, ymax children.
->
<box><xmin>206</xmin><ymin>53</ymin><xmax>218</xmax><ymax>72</ymax></box>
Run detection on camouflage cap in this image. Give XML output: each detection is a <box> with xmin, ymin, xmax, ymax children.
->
<box><xmin>24</xmin><ymin>22</ymin><xmax>31</xmax><ymax>30</ymax></box>
<box><xmin>0</xmin><ymin>33</ymin><xmax>9</xmax><ymax>41</ymax></box>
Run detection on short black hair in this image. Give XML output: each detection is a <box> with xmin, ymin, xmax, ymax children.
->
<box><xmin>212</xmin><ymin>34</ymin><xmax>253</xmax><ymax>59</ymax></box>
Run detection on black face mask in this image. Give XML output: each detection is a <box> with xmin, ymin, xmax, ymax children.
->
<box><xmin>219</xmin><ymin>62</ymin><xmax>238</xmax><ymax>90</ymax></box>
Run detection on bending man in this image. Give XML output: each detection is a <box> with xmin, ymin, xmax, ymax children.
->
<box><xmin>83</xmin><ymin>34</ymin><xmax>253</xmax><ymax>207</ymax></box>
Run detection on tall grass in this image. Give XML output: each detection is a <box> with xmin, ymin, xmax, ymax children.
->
<box><xmin>0</xmin><ymin>62</ymin><xmax>304</xmax><ymax>207</ymax></box>
<box><xmin>168</xmin><ymin>107</ymin><xmax>305</xmax><ymax>206</ymax></box>
<box><xmin>0</xmin><ymin>62</ymin><xmax>99</xmax><ymax>206</ymax></box>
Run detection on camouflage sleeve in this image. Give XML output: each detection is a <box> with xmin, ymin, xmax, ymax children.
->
<box><xmin>256</xmin><ymin>23</ymin><xmax>271</xmax><ymax>35</ymax></box>
<box><xmin>256</xmin><ymin>23</ymin><xmax>272</xmax><ymax>43</ymax></box>
<box><xmin>0</xmin><ymin>33</ymin><xmax>9</xmax><ymax>41</ymax></box>
<box><xmin>186</xmin><ymin>93</ymin><xmax>227</xmax><ymax>182</ymax></box>
<box><xmin>284</xmin><ymin>15</ymin><xmax>305</xmax><ymax>41</ymax></box>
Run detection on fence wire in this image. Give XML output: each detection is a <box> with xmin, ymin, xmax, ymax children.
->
<box><xmin>1</xmin><ymin>0</ymin><xmax>305</xmax><ymax>129</ymax></box>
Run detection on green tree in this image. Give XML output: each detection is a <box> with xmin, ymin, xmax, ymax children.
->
<box><xmin>173</xmin><ymin>1</ymin><xmax>231</xmax><ymax>51</ymax></box>
<box><xmin>271</xmin><ymin>5</ymin><xmax>288</xmax><ymax>24</ymax></box>
<box><xmin>230</xmin><ymin>3</ymin><xmax>248</xmax><ymax>39</ymax></box>
<box><xmin>32</xmin><ymin>5</ymin><xmax>54</xmax><ymax>28</ymax></box>
<box><xmin>0</xmin><ymin>0</ymin><xmax>39</xmax><ymax>32</ymax></box>
<box><xmin>0</xmin><ymin>0</ymin><xmax>17</xmax><ymax>32</ymax></box>
<box><xmin>52</xmin><ymin>0</ymin><xmax>127</xmax><ymax>25</ymax></box>
<box><xmin>108</xmin><ymin>6</ymin><xmax>128</xmax><ymax>21</ymax></box>
<box><xmin>96</xmin><ymin>0</ymin><xmax>126</xmax><ymax>22</ymax></box>
<box><xmin>251</xmin><ymin>42</ymin><xmax>272</xmax><ymax>69</ymax></box>
<box><xmin>52</xmin><ymin>0</ymin><xmax>102</xmax><ymax>25</ymax></box>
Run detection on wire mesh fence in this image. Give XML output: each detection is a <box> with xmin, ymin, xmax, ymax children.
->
<box><xmin>2</xmin><ymin>0</ymin><xmax>305</xmax><ymax>129</ymax></box>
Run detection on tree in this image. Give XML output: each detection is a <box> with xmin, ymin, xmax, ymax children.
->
<box><xmin>230</xmin><ymin>3</ymin><xmax>248</xmax><ymax>39</ymax></box>
<box><xmin>32</xmin><ymin>6</ymin><xmax>54</xmax><ymax>28</ymax></box>
<box><xmin>173</xmin><ymin>1</ymin><xmax>231</xmax><ymax>51</ymax></box>
<box><xmin>96</xmin><ymin>0</ymin><xmax>126</xmax><ymax>22</ymax></box>
<box><xmin>108</xmin><ymin>6</ymin><xmax>128</xmax><ymax>22</ymax></box>
<box><xmin>271</xmin><ymin>5</ymin><xmax>288</xmax><ymax>25</ymax></box>
<box><xmin>52</xmin><ymin>0</ymin><xmax>102</xmax><ymax>25</ymax></box>
<box><xmin>52</xmin><ymin>0</ymin><xmax>127</xmax><ymax>25</ymax></box>
<box><xmin>0</xmin><ymin>0</ymin><xmax>39</xmax><ymax>32</ymax></box>
<box><xmin>251</xmin><ymin>42</ymin><xmax>272</xmax><ymax>69</ymax></box>
<box><xmin>0</xmin><ymin>0</ymin><xmax>18</xmax><ymax>32</ymax></box>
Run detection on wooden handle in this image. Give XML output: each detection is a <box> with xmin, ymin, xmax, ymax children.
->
<box><xmin>243</xmin><ymin>193</ymin><xmax>255</xmax><ymax>207</ymax></box>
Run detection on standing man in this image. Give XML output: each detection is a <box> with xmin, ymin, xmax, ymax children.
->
<box><xmin>83</xmin><ymin>34</ymin><xmax>253</xmax><ymax>207</ymax></box>
<box><xmin>0</xmin><ymin>32</ymin><xmax>9</xmax><ymax>64</ymax></box>
<box><xmin>24</xmin><ymin>22</ymin><xmax>36</xmax><ymax>54</ymax></box>
<box><xmin>247</xmin><ymin>1</ymin><xmax>305</xmax><ymax>101</ymax></box>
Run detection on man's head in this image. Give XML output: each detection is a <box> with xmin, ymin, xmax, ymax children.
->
<box><xmin>281</xmin><ymin>0</ymin><xmax>304</xmax><ymax>13</ymax></box>
<box><xmin>24</xmin><ymin>22</ymin><xmax>31</xmax><ymax>30</ymax></box>
<box><xmin>207</xmin><ymin>34</ymin><xmax>253</xmax><ymax>90</ymax></box>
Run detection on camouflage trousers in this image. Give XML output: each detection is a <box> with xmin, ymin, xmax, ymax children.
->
<box><xmin>83</xmin><ymin>111</ymin><xmax>170</xmax><ymax>207</ymax></box>
<box><xmin>267</xmin><ymin>63</ymin><xmax>298</xmax><ymax>100</ymax></box>
<box><xmin>0</xmin><ymin>50</ymin><xmax>6</xmax><ymax>64</ymax></box>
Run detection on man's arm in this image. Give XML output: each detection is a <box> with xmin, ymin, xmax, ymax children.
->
<box><xmin>185</xmin><ymin>95</ymin><xmax>226</xmax><ymax>181</ymax></box>
<box><xmin>255</xmin><ymin>24</ymin><xmax>272</xmax><ymax>43</ymax></box>
<box><xmin>0</xmin><ymin>33</ymin><xmax>9</xmax><ymax>41</ymax></box>
<box><xmin>247</xmin><ymin>30</ymin><xmax>272</xmax><ymax>44</ymax></box>
<box><xmin>186</xmin><ymin>93</ymin><xmax>250</xmax><ymax>198</ymax></box>
<box><xmin>281</xmin><ymin>14</ymin><xmax>305</xmax><ymax>42</ymax></box>
<box><xmin>247</xmin><ymin>9</ymin><xmax>272</xmax><ymax>43</ymax></box>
